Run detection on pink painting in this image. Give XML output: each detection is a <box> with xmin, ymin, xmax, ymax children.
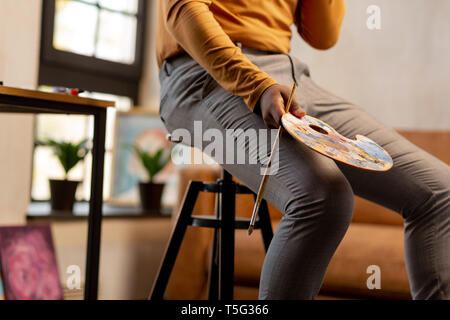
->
<box><xmin>0</xmin><ymin>225</ymin><xmax>63</xmax><ymax>300</ymax></box>
<box><xmin>0</xmin><ymin>267</ymin><xmax>5</xmax><ymax>300</ymax></box>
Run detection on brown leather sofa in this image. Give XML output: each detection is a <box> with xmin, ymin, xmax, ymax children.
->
<box><xmin>162</xmin><ymin>131</ymin><xmax>449</xmax><ymax>300</ymax></box>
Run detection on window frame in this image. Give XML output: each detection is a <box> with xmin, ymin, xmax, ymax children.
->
<box><xmin>39</xmin><ymin>0</ymin><xmax>147</xmax><ymax>102</ymax></box>
<box><xmin>30</xmin><ymin>94</ymin><xmax>133</xmax><ymax>203</ymax></box>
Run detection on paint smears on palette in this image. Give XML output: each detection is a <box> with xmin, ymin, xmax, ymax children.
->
<box><xmin>281</xmin><ymin>113</ymin><xmax>393</xmax><ymax>171</ymax></box>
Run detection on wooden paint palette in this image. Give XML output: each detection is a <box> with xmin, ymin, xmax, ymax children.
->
<box><xmin>281</xmin><ymin>113</ymin><xmax>393</xmax><ymax>171</ymax></box>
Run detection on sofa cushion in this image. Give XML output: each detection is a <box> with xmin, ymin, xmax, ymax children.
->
<box><xmin>352</xmin><ymin>197</ymin><xmax>404</xmax><ymax>226</ymax></box>
<box><xmin>233</xmin><ymin>221</ymin><xmax>411</xmax><ymax>299</ymax></box>
<box><xmin>321</xmin><ymin>223</ymin><xmax>411</xmax><ymax>299</ymax></box>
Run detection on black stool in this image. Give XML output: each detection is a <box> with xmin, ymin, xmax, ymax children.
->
<box><xmin>150</xmin><ymin>163</ymin><xmax>274</xmax><ymax>300</ymax></box>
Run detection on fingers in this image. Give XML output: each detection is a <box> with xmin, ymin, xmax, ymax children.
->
<box><xmin>281</xmin><ymin>86</ymin><xmax>305</xmax><ymax>118</ymax></box>
<box><xmin>258</xmin><ymin>84</ymin><xmax>305</xmax><ymax>128</ymax></box>
<box><xmin>265</xmin><ymin>118</ymin><xmax>278</xmax><ymax>129</ymax></box>
<box><xmin>270</xmin><ymin>92</ymin><xmax>286</xmax><ymax>126</ymax></box>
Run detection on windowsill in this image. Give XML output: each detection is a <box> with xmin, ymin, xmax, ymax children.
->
<box><xmin>26</xmin><ymin>201</ymin><xmax>172</xmax><ymax>221</ymax></box>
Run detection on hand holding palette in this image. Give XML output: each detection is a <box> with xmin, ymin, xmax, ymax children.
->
<box><xmin>281</xmin><ymin>113</ymin><xmax>393</xmax><ymax>171</ymax></box>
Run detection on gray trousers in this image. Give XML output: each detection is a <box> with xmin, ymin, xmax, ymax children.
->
<box><xmin>159</xmin><ymin>49</ymin><xmax>450</xmax><ymax>300</ymax></box>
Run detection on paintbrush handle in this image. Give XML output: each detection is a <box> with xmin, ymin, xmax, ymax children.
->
<box><xmin>284</xmin><ymin>83</ymin><xmax>297</xmax><ymax>114</ymax></box>
<box><xmin>248</xmin><ymin>83</ymin><xmax>297</xmax><ymax>235</ymax></box>
<box><xmin>248</xmin><ymin>127</ymin><xmax>282</xmax><ymax>233</ymax></box>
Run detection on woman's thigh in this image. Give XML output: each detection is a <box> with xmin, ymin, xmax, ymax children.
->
<box><xmin>160</xmin><ymin>55</ymin><xmax>351</xmax><ymax>216</ymax></box>
<box><xmin>297</xmin><ymin>73</ymin><xmax>450</xmax><ymax>219</ymax></box>
<box><xmin>161</xmin><ymin>52</ymin><xmax>449</xmax><ymax>218</ymax></box>
<box><xmin>296</xmin><ymin>62</ymin><xmax>450</xmax><ymax>299</ymax></box>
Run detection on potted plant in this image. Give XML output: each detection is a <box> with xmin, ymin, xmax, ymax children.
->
<box><xmin>41</xmin><ymin>139</ymin><xmax>89</xmax><ymax>213</ymax></box>
<box><xmin>133</xmin><ymin>145</ymin><xmax>171</xmax><ymax>214</ymax></box>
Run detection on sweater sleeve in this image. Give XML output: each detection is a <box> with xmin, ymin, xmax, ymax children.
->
<box><xmin>295</xmin><ymin>0</ymin><xmax>346</xmax><ymax>50</ymax></box>
<box><xmin>161</xmin><ymin>0</ymin><xmax>278</xmax><ymax>111</ymax></box>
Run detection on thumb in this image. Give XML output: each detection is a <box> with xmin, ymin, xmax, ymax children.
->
<box><xmin>290</xmin><ymin>100</ymin><xmax>306</xmax><ymax>118</ymax></box>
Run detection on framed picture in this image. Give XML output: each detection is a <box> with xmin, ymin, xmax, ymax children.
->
<box><xmin>108</xmin><ymin>109</ymin><xmax>177</xmax><ymax>209</ymax></box>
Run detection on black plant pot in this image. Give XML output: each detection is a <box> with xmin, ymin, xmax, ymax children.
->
<box><xmin>139</xmin><ymin>182</ymin><xmax>164</xmax><ymax>215</ymax></box>
<box><xmin>49</xmin><ymin>179</ymin><xmax>79</xmax><ymax>213</ymax></box>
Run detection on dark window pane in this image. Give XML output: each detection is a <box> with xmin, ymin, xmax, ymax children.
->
<box><xmin>99</xmin><ymin>0</ymin><xmax>139</xmax><ymax>14</ymax></box>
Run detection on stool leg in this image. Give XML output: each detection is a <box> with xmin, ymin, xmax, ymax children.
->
<box><xmin>255</xmin><ymin>198</ymin><xmax>273</xmax><ymax>252</ymax></box>
<box><xmin>149</xmin><ymin>181</ymin><xmax>202</xmax><ymax>300</ymax></box>
<box><xmin>219</xmin><ymin>180</ymin><xmax>236</xmax><ymax>300</ymax></box>
<box><xmin>208</xmin><ymin>228</ymin><xmax>220</xmax><ymax>300</ymax></box>
<box><xmin>208</xmin><ymin>193</ymin><xmax>220</xmax><ymax>300</ymax></box>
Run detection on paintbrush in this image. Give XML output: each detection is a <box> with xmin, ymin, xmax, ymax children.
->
<box><xmin>248</xmin><ymin>82</ymin><xmax>297</xmax><ymax>235</ymax></box>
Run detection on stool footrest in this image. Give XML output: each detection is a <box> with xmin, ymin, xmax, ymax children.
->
<box><xmin>199</xmin><ymin>182</ymin><xmax>253</xmax><ymax>194</ymax></box>
<box><xmin>189</xmin><ymin>215</ymin><xmax>263</xmax><ymax>230</ymax></box>
<box><xmin>150</xmin><ymin>169</ymin><xmax>273</xmax><ymax>301</ymax></box>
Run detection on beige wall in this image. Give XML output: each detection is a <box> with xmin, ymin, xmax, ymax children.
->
<box><xmin>138</xmin><ymin>0</ymin><xmax>160</xmax><ymax>111</ymax></box>
<box><xmin>0</xmin><ymin>0</ymin><xmax>42</xmax><ymax>224</ymax></box>
<box><xmin>142</xmin><ymin>0</ymin><xmax>450</xmax><ymax>130</ymax></box>
<box><xmin>290</xmin><ymin>0</ymin><xmax>450</xmax><ymax>130</ymax></box>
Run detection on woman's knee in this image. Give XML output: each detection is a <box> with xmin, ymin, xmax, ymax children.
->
<box><xmin>403</xmin><ymin>183</ymin><xmax>449</xmax><ymax>222</ymax></box>
<box><xmin>284</xmin><ymin>169</ymin><xmax>354</xmax><ymax>228</ymax></box>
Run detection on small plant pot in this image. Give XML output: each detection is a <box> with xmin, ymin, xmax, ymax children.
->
<box><xmin>139</xmin><ymin>182</ymin><xmax>164</xmax><ymax>214</ymax></box>
<box><xmin>49</xmin><ymin>179</ymin><xmax>79</xmax><ymax>213</ymax></box>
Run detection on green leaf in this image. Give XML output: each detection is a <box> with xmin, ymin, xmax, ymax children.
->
<box><xmin>41</xmin><ymin>138</ymin><xmax>90</xmax><ymax>178</ymax></box>
<box><xmin>133</xmin><ymin>145</ymin><xmax>171</xmax><ymax>183</ymax></box>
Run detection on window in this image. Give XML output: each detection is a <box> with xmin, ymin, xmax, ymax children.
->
<box><xmin>33</xmin><ymin>0</ymin><xmax>147</xmax><ymax>203</ymax></box>
<box><xmin>39</xmin><ymin>0</ymin><xmax>147</xmax><ymax>101</ymax></box>
<box><xmin>31</xmin><ymin>89</ymin><xmax>132</xmax><ymax>202</ymax></box>
<box><xmin>53</xmin><ymin>0</ymin><xmax>139</xmax><ymax>64</ymax></box>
